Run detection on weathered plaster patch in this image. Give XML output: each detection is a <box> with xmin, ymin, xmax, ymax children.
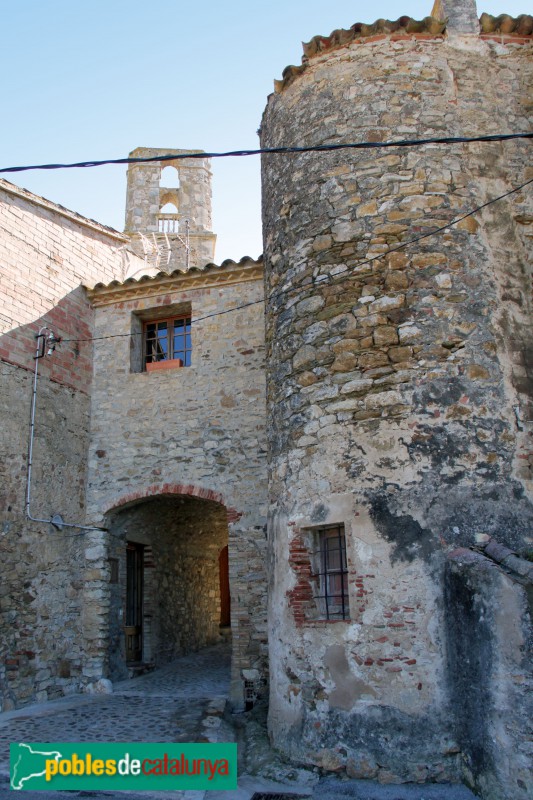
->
<box><xmin>324</xmin><ymin>644</ymin><xmax>376</xmax><ymax>709</ymax></box>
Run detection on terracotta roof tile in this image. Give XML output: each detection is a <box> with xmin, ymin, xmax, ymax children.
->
<box><xmin>274</xmin><ymin>13</ymin><xmax>533</xmax><ymax>93</ymax></box>
<box><xmin>302</xmin><ymin>15</ymin><xmax>446</xmax><ymax>59</ymax></box>
<box><xmin>274</xmin><ymin>16</ymin><xmax>446</xmax><ymax>93</ymax></box>
<box><xmin>89</xmin><ymin>256</ymin><xmax>263</xmax><ymax>293</ymax></box>
<box><xmin>480</xmin><ymin>12</ymin><xmax>533</xmax><ymax>35</ymax></box>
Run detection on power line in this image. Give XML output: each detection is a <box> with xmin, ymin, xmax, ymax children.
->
<box><xmin>60</xmin><ymin>300</ymin><xmax>265</xmax><ymax>343</ymax></box>
<box><xmin>0</xmin><ymin>132</ymin><xmax>531</xmax><ymax>175</ymax></box>
<box><xmin>56</xmin><ymin>174</ymin><xmax>532</xmax><ymax>346</ymax></box>
<box><xmin>307</xmin><ymin>175</ymin><xmax>533</xmax><ymax>290</ymax></box>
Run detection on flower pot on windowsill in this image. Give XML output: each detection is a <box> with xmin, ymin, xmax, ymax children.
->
<box><xmin>146</xmin><ymin>359</ymin><xmax>184</xmax><ymax>372</ymax></box>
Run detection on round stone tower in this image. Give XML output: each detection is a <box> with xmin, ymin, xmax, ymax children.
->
<box><xmin>261</xmin><ymin>0</ymin><xmax>532</xmax><ymax>793</ymax></box>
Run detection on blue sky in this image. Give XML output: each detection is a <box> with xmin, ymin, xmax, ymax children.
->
<box><xmin>0</xmin><ymin>0</ymin><xmax>529</xmax><ymax>262</ymax></box>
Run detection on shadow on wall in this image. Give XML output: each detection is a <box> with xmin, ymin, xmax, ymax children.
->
<box><xmin>0</xmin><ymin>287</ymin><xmax>97</xmax><ymax>712</ymax></box>
<box><xmin>445</xmin><ymin>549</ymin><xmax>532</xmax><ymax>798</ymax></box>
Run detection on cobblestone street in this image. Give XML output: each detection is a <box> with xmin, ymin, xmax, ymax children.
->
<box><xmin>0</xmin><ymin>643</ymin><xmax>230</xmax><ymax>799</ymax></box>
<box><xmin>0</xmin><ymin>642</ymin><xmax>477</xmax><ymax>800</ymax></box>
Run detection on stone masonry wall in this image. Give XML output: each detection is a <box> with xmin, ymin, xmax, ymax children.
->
<box><xmin>85</xmin><ymin>261</ymin><xmax>268</xmax><ymax>706</ymax></box>
<box><xmin>1</xmin><ymin>363</ymin><xmax>89</xmax><ymax>711</ymax></box>
<box><xmin>0</xmin><ymin>180</ymin><xmax>132</xmax><ymax>343</ymax></box>
<box><xmin>0</xmin><ymin>180</ymin><xmax>142</xmax><ymax>710</ymax></box>
<box><xmin>261</xmin><ymin>24</ymin><xmax>532</xmax><ymax>796</ymax></box>
<box><xmin>444</xmin><ymin>548</ymin><xmax>532</xmax><ymax>799</ymax></box>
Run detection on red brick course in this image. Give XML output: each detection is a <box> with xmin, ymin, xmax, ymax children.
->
<box><xmin>103</xmin><ymin>482</ymin><xmax>242</xmax><ymax>524</ymax></box>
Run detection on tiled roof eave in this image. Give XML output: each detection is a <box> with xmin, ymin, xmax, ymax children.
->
<box><xmin>86</xmin><ymin>256</ymin><xmax>264</xmax><ymax>307</ymax></box>
<box><xmin>480</xmin><ymin>12</ymin><xmax>533</xmax><ymax>35</ymax></box>
<box><xmin>273</xmin><ymin>13</ymin><xmax>533</xmax><ymax>94</ymax></box>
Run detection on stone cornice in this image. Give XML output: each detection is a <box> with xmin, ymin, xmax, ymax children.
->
<box><xmin>87</xmin><ymin>257</ymin><xmax>264</xmax><ymax>307</ymax></box>
<box><xmin>126</xmin><ymin>147</ymin><xmax>212</xmax><ymax>172</ymax></box>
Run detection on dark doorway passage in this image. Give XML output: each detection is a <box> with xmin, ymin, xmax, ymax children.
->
<box><xmin>106</xmin><ymin>494</ymin><xmax>230</xmax><ymax>681</ymax></box>
<box><xmin>125</xmin><ymin>542</ymin><xmax>144</xmax><ymax>663</ymax></box>
<box><xmin>219</xmin><ymin>545</ymin><xmax>231</xmax><ymax>627</ymax></box>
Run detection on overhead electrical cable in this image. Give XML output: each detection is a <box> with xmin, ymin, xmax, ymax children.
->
<box><xmin>60</xmin><ymin>301</ymin><xmax>265</xmax><ymax>343</ymax></box>
<box><xmin>0</xmin><ymin>132</ymin><xmax>531</xmax><ymax>175</ymax></box>
<box><xmin>56</xmin><ymin>174</ymin><xmax>533</xmax><ymax>346</ymax></box>
<box><xmin>297</xmin><ymin>175</ymin><xmax>533</xmax><ymax>291</ymax></box>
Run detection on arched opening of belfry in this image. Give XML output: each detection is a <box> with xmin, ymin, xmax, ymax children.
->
<box><xmin>104</xmin><ymin>494</ymin><xmax>230</xmax><ymax>680</ymax></box>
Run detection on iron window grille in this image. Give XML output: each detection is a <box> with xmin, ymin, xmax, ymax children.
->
<box><xmin>144</xmin><ymin>315</ymin><xmax>192</xmax><ymax>368</ymax></box>
<box><xmin>312</xmin><ymin>525</ymin><xmax>349</xmax><ymax>620</ymax></box>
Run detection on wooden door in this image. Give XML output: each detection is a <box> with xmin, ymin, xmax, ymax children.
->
<box><xmin>219</xmin><ymin>545</ymin><xmax>231</xmax><ymax>627</ymax></box>
<box><xmin>125</xmin><ymin>542</ymin><xmax>144</xmax><ymax>662</ymax></box>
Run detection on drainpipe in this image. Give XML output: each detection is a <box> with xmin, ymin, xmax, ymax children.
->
<box><xmin>26</xmin><ymin>326</ymin><xmax>106</xmax><ymax>533</ymax></box>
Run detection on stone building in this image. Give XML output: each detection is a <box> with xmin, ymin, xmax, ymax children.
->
<box><xmin>0</xmin><ymin>1</ymin><xmax>532</xmax><ymax>798</ymax></box>
<box><xmin>0</xmin><ymin>159</ymin><xmax>268</xmax><ymax>713</ymax></box>
<box><xmin>84</xmin><ymin>253</ymin><xmax>267</xmax><ymax>704</ymax></box>
<box><xmin>261</xmin><ymin>1</ymin><xmax>532</xmax><ymax>797</ymax></box>
<box><xmin>0</xmin><ymin>179</ymin><xmax>137</xmax><ymax>707</ymax></box>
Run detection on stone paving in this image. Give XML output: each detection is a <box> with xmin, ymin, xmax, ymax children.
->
<box><xmin>0</xmin><ymin>643</ymin><xmax>230</xmax><ymax>798</ymax></box>
<box><xmin>0</xmin><ymin>641</ymin><xmax>478</xmax><ymax>800</ymax></box>
<box><xmin>0</xmin><ymin>643</ymin><xmax>230</xmax><ymax>764</ymax></box>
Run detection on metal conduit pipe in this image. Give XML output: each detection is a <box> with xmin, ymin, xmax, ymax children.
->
<box><xmin>26</xmin><ymin>326</ymin><xmax>106</xmax><ymax>533</ymax></box>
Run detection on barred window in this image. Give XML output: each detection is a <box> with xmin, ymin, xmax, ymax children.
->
<box><xmin>314</xmin><ymin>525</ymin><xmax>349</xmax><ymax>620</ymax></box>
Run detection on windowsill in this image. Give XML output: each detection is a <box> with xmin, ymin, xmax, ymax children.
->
<box><xmin>146</xmin><ymin>359</ymin><xmax>185</xmax><ymax>373</ymax></box>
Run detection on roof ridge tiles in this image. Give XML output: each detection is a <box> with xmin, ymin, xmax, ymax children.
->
<box><xmin>480</xmin><ymin>12</ymin><xmax>533</xmax><ymax>35</ymax></box>
<box><xmin>273</xmin><ymin>12</ymin><xmax>533</xmax><ymax>93</ymax></box>
<box><xmin>302</xmin><ymin>15</ymin><xmax>447</xmax><ymax>59</ymax></box>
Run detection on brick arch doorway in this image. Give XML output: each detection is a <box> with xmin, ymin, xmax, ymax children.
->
<box><xmin>105</xmin><ymin>492</ymin><xmax>230</xmax><ymax>680</ymax></box>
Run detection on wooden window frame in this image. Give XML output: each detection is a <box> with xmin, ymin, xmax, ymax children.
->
<box><xmin>143</xmin><ymin>314</ymin><xmax>192</xmax><ymax>372</ymax></box>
